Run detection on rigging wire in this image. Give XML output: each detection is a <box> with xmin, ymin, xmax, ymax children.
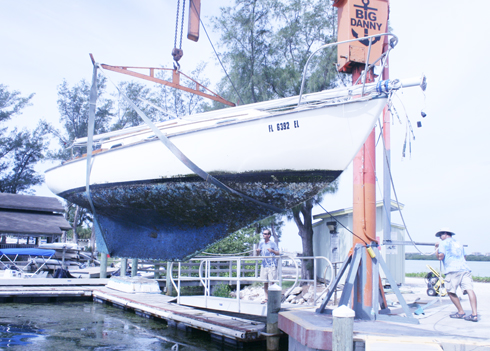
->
<box><xmin>189</xmin><ymin>0</ymin><xmax>244</xmax><ymax>105</ymax></box>
<box><xmin>314</xmin><ymin>200</ymin><xmax>368</xmax><ymax>246</ymax></box>
<box><xmin>377</xmin><ymin>106</ymin><xmax>436</xmax><ymax>255</ymax></box>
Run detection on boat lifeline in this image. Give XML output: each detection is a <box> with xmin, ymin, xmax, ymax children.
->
<box><xmin>45</xmin><ymin>35</ymin><xmax>426</xmax><ymax>260</ymax></box>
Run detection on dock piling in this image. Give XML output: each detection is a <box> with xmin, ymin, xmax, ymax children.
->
<box><xmin>100</xmin><ymin>253</ymin><xmax>108</xmax><ymax>279</ymax></box>
<box><xmin>266</xmin><ymin>284</ymin><xmax>282</xmax><ymax>351</ymax></box>
<box><xmin>332</xmin><ymin>305</ymin><xmax>355</xmax><ymax>351</ymax></box>
<box><xmin>131</xmin><ymin>258</ymin><xmax>138</xmax><ymax>277</ymax></box>
<box><xmin>120</xmin><ymin>258</ymin><xmax>127</xmax><ymax>277</ymax></box>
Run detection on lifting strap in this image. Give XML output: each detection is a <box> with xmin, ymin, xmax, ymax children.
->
<box><xmin>86</xmin><ymin>62</ymin><xmax>284</xmax><ymax>215</ymax></box>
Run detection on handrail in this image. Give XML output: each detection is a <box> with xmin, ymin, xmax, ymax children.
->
<box><xmin>297</xmin><ymin>32</ymin><xmax>399</xmax><ymax>106</ymax></box>
<box><xmin>169</xmin><ymin>254</ymin><xmax>334</xmax><ymax>311</ymax></box>
<box><xmin>281</xmin><ymin>256</ymin><xmax>334</xmax><ymax>305</ymax></box>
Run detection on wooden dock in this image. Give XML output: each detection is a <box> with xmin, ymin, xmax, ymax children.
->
<box><xmin>92</xmin><ymin>287</ymin><xmax>266</xmax><ymax>344</ymax></box>
<box><xmin>0</xmin><ymin>277</ymin><xmax>267</xmax><ymax>345</ymax></box>
<box><xmin>0</xmin><ymin>277</ymin><xmax>108</xmax><ymax>302</ymax></box>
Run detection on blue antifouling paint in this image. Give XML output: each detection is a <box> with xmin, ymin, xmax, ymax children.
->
<box><xmin>96</xmin><ymin>211</ymin><xmax>228</xmax><ymax>260</ymax></box>
<box><xmin>61</xmin><ymin>171</ymin><xmax>341</xmax><ymax>260</ymax></box>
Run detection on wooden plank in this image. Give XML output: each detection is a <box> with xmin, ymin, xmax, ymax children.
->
<box><xmin>0</xmin><ymin>278</ymin><xmax>109</xmax><ymax>286</ymax></box>
<box><xmin>93</xmin><ymin>287</ymin><xmax>265</xmax><ymax>342</ymax></box>
<box><xmin>0</xmin><ymin>193</ymin><xmax>64</xmax><ymax>212</ymax></box>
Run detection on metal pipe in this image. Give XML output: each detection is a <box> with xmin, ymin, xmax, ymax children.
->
<box><xmin>298</xmin><ymin>33</ymin><xmax>398</xmax><ymax>105</ymax></box>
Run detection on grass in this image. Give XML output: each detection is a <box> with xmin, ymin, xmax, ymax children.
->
<box><xmin>406</xmin><ymin>272</ymin><xmax>490</xmax><ymax>282</ymax></box>
<box><xmin>212</xmin><ymin>284</ymin><xmax>231</xmax><ymax>298</ymax></box>
<box><xmin>281</xmin><ymin>280</ymin><xmax>295</xmax><ymax>290</ymax></box>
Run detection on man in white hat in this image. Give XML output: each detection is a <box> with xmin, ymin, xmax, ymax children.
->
<box><xmin>435</xmin><ymin>228</ymin><xmax>478</xmax><ymax>322</ymax></box>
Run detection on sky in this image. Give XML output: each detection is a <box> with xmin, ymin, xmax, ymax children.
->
<box><xmin>1</xmin><ymin>1</ymin><xmax>490</xmax><ymax>254</ymax></box>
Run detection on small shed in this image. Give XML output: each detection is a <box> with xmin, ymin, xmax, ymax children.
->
<box><xmin>312</xmin><ymin>200</ymin><xmax>406</xmax><ymax>285</ymax></box>
<box><xmin>0</xmin><ymin>193</ymin><xmax>71</xmax><ymax>246</ymax></box>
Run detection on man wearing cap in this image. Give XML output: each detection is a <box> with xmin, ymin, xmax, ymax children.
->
<box><xmin>435</xmin><ymin>228</ymin><xmax>478</xmax><ymax>322</ymax></box>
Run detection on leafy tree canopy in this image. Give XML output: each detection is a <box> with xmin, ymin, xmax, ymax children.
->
<box><xmin>211</xmin><ymin>0</ymin><xmax>341</xmax><ymax>106</ymax></box>
<box><xmin>205</xmin><ymin>226</ymin><xmax>260</xmax><ymax>255</ymax></box>
<box><xmin>0</xmin><ymin>84</ymin><xmax>51</xmax><ymax>194</ymax></box>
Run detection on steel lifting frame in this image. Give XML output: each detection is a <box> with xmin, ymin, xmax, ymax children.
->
<box><xmin>317</xmin><ymin>244</ymin><xmax>418</xmax><ymax>324</ymax></box>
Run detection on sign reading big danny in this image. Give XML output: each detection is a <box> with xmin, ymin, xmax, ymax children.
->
<box><xmin>334</xmin><ymin>0</ymin><xmax>389</xmax><ymax>73</ymax></box>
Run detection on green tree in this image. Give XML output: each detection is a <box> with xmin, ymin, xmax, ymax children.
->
<box><xmin>288</xmin><ymin>181</ymin><xmax>338</xmax><ymax>282</ymax></box>
<box><xmin>254</xmin><ymin>215</ymin><xmax>285</xmax><ymax>246</ymax></box>
<box><xmin>212</xmin><ymin>0</ymin><xmax>274</xmax><ymax>105</ymax></box>
<box><xmin>212</xmin><ymin>0</ymin><xmax>340</xmax><ymax>105</ymax></box>
<box><xmin>269</xmin><ymin>0</ymin><xmax>340</xmax><ymax>96</ymax></box>
<box><xmin>205</xmin><ymin>226</ymin><xmax>260</xmax><ymax>255</ymax></box>
<box><xmin>52</xmin><ymin>77</ymin><xmax>113</xmax><ymax>244</ymax></box>
<box><xmin>112</xmin><ymin>81</ymin><xmax>160</xmax><ymax>130</ymax></box>
<box><xmin>154</xmin><ymin>62</ymin><xmax>211</xmax><ymax>117</ymax></box>
<box><xmin>53</xmin><ymin>77</ymin><xmax>113</xmax><ymax>159</ymax></box>
<box><xmin>213</xmin><ymin>0</ymin><xmax>340</xmax><ymax>278</ymax></box>
<box><xmin>0</xmin><ymin>84</ymin><xmax>51</xmax><ymax>194</ymax></box>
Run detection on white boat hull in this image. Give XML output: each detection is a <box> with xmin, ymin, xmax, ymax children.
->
<box><xmin>45</xmin><ymin>93</ymin><xmax>388</xmax><ymax>260</ymax></box>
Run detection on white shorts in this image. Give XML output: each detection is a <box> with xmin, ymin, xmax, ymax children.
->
<box><xmin>260</xmin><ymin>266</ymin><xmax>277</xmax><ymax>282</ymax></box>
<box><xmin>445</xmin><ymin>271</ymin><xmax>473</xmax><ymax>294</ymax></box>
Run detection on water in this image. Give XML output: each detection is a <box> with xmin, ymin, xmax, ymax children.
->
<box><xmin>405</xmin><ymin>259</ymin><xmax>490</xmax><ymax>277</ymax></box>
<box><xmin>0</xmin><ymin>302</ymin><xmax>263</xmax><ymax>350</ymax></box>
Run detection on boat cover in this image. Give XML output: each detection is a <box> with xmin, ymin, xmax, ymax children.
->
<box><xmin>0</xmin><ymin>248</ymin><xmax>55</xmax><ymax>256</ymax></box>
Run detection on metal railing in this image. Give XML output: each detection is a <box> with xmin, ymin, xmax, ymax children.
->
<box><xmin>169</xmin><ymin>255</ymin><xmax>334</xmax><ymax>311</ymax></box>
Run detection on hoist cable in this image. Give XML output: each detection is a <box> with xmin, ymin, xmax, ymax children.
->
<box><xmin>174</xmin><ymin>0</ymin><xmax>180</xmax><ymax>49</ymax></box>
<box><xmin>179</xmin><ymin>0</ymin><xmax>186</xmax><ymax>49</ymax></box>
<box><xmin>190</xmin><ymin>0</ymin><xmax>244</xmax><ymax>104</ymax></box>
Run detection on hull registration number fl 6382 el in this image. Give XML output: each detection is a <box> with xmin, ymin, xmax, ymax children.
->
<box><xmin>268</xmin><ymin>120</ymin><xmax>299</xmax><ymax>132</ymax></box>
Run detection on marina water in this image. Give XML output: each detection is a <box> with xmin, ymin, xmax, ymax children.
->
<box><xmin>405</xmin><ymin>259</ymin><xmax>490</xmax><ymax>277</ymax></box>
<box><xmin>0</xmin><ymin>301</ymin><xmax>261</xmax><ymax>350</ymax></box>
<box><xmin>3</xmin><ymin>261</ymin><xmax>488</xmax><ymax>349</ymax></box>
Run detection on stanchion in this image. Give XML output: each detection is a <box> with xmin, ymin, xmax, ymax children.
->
<box><xmin>120</xmin><ymin>258</ymin><xmax>127</xmax><ymax>277</ymax></box>
<box><xmin>166</xmin><ymin>262</ymin><xmax>173</xmax><ymax>296</ymax></box>
<box><xmin>100</xmin><ymin>253</ymin><xmax>108</xmax><ymax>279</ymax></box>
<box><xmin>266</xmin><ymin>284</ymin><xmax>281</xmax><ymax>351</ymax></box>
<box><xmin>332</xmin><ymin>305</ymin><xmax>355</xmax><ymax>351</ymax></box>
<box><xmin>131</xmin><ymin>258</ymin><xmax>138</xmax><ymax>277</ymax></box>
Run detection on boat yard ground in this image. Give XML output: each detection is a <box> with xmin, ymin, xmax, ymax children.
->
<box><xmin>0</xmin><ymin>275</ymin><xmax>489</xmax><ymax>350</ymax></box>
<box><xmin>280</xmin><ymin>277</ymin><xmax>490</xmax><ymax>350</ymax></box>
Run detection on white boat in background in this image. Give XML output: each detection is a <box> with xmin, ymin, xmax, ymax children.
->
<box><xmin>45</xmin><ymin>35</ymin><xmax>426</xmax><ymax>260</ymax></box>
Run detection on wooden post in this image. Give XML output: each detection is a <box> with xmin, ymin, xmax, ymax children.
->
<box><xmin>120</xmin><ymin>258</ymin><xmax>127</xmax><ymax>277</ymax></box>
<box><xmin>332</xmin><ymin>305</ymin><xmax>355</xmax><ymax>351</ymax></box>
<box><xmin>100</xmin><ymin>253</ymin><xmax>108</xmax><ymax>279</ymax></box>
<box><xmin>61</xmin><ymin>247</ymin><xmax>66</xmax><ymax>270</ymax></box>
<box><xmin>154</xmin><ymin>263</ymin><xmax>160</xmax><ymax>279</ymax></box>
<box><xmin>266</xmin><ymin>284</ymin><xmax>281</xmax><ymax>351</ymax></box>
<box><xmin>131</xmin><ymin>258</ymin><xmax>138</xmax><ymax>277</ymax></box>
<box><xmin>166</xmin><ymin>262</ymin><xmax>173</xmax><ymax>296</ymax></box>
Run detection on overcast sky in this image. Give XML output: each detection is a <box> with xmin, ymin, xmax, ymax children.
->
<box><xmin>1</xmin><ymin>1</ymin><xmax>489</xmax><ymax>254</ymax></box>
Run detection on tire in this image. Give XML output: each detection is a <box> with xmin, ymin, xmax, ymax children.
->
<box><xmin>427</xmin><ymin>288</ymin><xmax>436</xmax><ymax>296</ymax></box>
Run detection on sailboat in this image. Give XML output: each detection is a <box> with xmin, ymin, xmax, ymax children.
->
<box><xmin>45</xmin><ymin>34</ymin><xmax>426</xmax><ymax>260</ymax></box>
